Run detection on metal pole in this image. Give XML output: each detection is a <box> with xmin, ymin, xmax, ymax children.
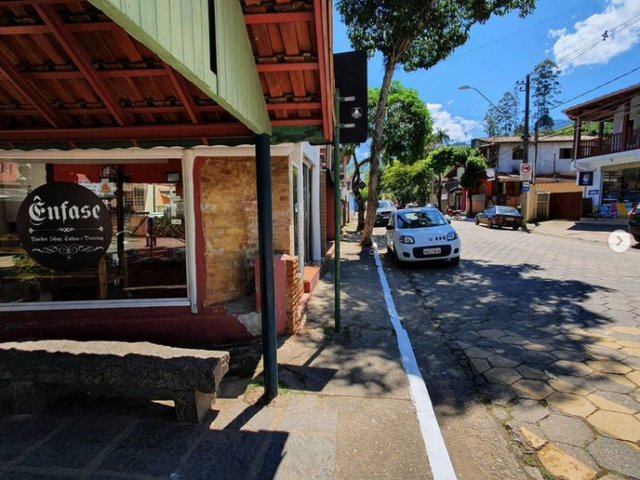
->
<box><xmin>255</xmin><ymin>133</ymin><xmax>278</xmax><ymax>399</ymax></box>
<box><xmin>333</xmin><ymin>89</ymin><xmax>341</xmax><ymax>333</ymax></box>
<box><xmin>522</xmin><ymin>74</ymin><xmax>531</xmax><ymax>223</ymax></box>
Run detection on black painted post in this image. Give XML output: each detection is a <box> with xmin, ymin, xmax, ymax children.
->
<box><xmin>255</xmin><ymin>133</ymin><xmax>278</xmax><ymax>399</ymax></box>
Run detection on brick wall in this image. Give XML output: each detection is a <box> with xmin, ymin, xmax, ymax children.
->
<box><xmin>284</xmin><ymin>255</ymin><xmax>304</xmax><ymax>333</ymax></box>
<box><xmin>198</xmin><ymin>156</ymin><xmax>291</xmax><ymax>307</ymax></box>
<box><xmin>320</xmin><ymin>169</ymin><xmax>327</xmax><ymax>257</ymax></box>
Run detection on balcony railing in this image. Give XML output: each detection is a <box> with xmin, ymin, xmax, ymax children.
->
<box><xmin>578</xmin><ymin>129</ymin><xmax>640</xmax><ymax>159</ymax></box>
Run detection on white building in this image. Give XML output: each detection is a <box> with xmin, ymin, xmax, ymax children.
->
<box><xmin>564</xmin><ymin>83</ymin><xmax>640</xmax><ymax>214</ymax></box>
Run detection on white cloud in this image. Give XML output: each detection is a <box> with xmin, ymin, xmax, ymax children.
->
<box><xmin>548</xmin><ymin>27</ymin><xmax>567</xmax><ymax>39</ymax></box>
<box><xmin>550</xmin><ymin>0</ymin><xmax>640</xmax><ymax>71</ymax></box>
<box><xmin>446</xmin><ymin>100</ymin><xmax>454</xmax><ymax>106</ymax></box>
<box><xmin>426</xmin><ymin>103</ymin><xmax>482</xmax><ymax>143</ymax></box>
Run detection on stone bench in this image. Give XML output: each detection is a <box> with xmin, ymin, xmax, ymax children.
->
<box><xmin>0</xmin><ymin>340</ymin><xmax>229</xmax><ymax>423</ymax></box>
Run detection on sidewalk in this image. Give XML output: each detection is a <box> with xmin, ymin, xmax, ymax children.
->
<box><xmin>0</xmin><ymin>231</ymin><xmax>433</xmax><ymax>479</ymax></box>
<box><xmin>529</xmin><ymin>219</ymin><xmax>631</xmax><ymax>246</ymax></box>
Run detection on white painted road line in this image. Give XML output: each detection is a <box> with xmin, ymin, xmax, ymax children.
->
<box><xmin>372</xmin><ymin>242</ymin><xmax>457</xmax><ymax>480</ymax></box>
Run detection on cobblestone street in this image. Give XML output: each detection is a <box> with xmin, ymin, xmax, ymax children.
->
<box><xmin>379</xmin><ymin>221</ymin><xmax>640</xmax><ymax>480</ymax></box>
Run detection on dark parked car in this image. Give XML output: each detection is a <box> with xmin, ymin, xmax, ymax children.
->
<box><xmin>629</xmin><ymin>204</ymin><xmax>640</xmax><ymax>243</ymax></box>
<box><xmin>375</xmin><ymin>200</ymin><xmax>396</xmax><ymax>226</ymax></box>
<box><xmin>475</xmin><ymin>206</ymin><xmax>523</xmax><ymax>230</ymax></box>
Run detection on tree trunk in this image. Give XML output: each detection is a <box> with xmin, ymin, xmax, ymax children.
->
<box><xmin>352</xmin><ymin>153</ymin><xmax>367</xmax><ymax>232</ymax></box>
<box><xmin>360</xmin><ymin>59</ymin><xmax>396</xmax><ymax>247</ymax></box>
<box><xmin>436</xmin><ymin>174</ymin><xmax>443</xmax><ymax>212</ymax></box>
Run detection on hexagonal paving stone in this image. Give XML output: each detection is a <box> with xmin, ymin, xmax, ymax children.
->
<box><xmin>537</xmin><ymin>444</ymin><xmax>597</xmax><ymax>480</ymax></box>
<box><xmin>469</xmin><ymin>358</ymin><xmax>490</xmax><ymax>374</ymax></box>
<box><xmin>547</xmin><ymin>378</ymin><xmax>591</xmax><ymax>396</ymax></box>
<box><xmin>552</xmin><ymin>361</ymin><xmax>594</xmax><ymax>377</ymax></box>
<box><xmin>585</xmin><ymin>347</ymin><xmax>627</xmax><ymax>362</ymax></box>
<box><xmin>587</xmin><ymin>360</ymin><xmax>632</xmax><ymax>375</ymax></box>
<box><xmin>524</xmin><ymin>342</ymin><xmax>555</xmax><ymax>352</ymax></box>
<box><xmin>511</xmin><ymin>400</ymin><xmax>550</xmax><ymax>424</ymax></box>
<box><xmin>484</xmin><ymin>367</ymin><xmax>522</xmax><ymax>385</ymax></box>
<box><xmin>587</xmin><ymin>374</ymin><xmax>636</xmax><ymax>394</ymax></box>
<box><xmin>521</xmin><ymin>351</ymin><xmax>557</xmax><ymax>365</ymax></box>
<box><xmin>617</xmin><ymin>339</ymin><xmax>640</xmax><ymax>349</ymax></box>
<box><xmin>539</xmin><ymin>415</ymin><xmax>595</xmax><ymax>447</ymax></box>
<box><xmin>550</xmin><ymin>350</ymin><xmax>587</xmax><ymax>362</ymax></box>
<box><xmin>500</xmin><ymin>336</ymin><xmax>529</xmax><ymax>346</ymax></box>
<box><xmin>479</xmin><ymin>384</ymin><xmax>515</xmax><ymax>406</ymax></box>
<box><xmin>586</xmin><ymin>394</ymin><xmax>635</xmax><ymax>414</ymax></box>
<box><xmin>622</xmin><ymin>348</ymin><xmax>640</xmax><ymax>358</ymax></box>
<box><xmin>464</xmin><ymin>347</ymin><xmax>494</xmax><ymax>359</ymax></box>
<box><xmin>611</xmin><ymin>326</ymin><xmax>640</xmax><ymax>336</ymax></box>
<box><xmin>487</xmin><ymin>354</ymin><xmax>520</xmax><ymax>368</ymax></box>
<box><xmin>478</xmin><ymin>329</ymin><xmax>505</xmax><ymax>339</ymax></box>
<box><xmin>513</xmin><ymin>380</ymin><xmax>554</xmax><ymax>400</ymax></box>
<box><xmin>590</xmin><ymin>437</ymin><xmax>640</xmax><ymax>479</ymax></box>
<box><xmin>627</xmin><ymin>371</ymin><xmax>640</xmax><ymax>388</ymax></box>
<box><xmin>517</xmin><ymin>365</ymin><xmax>547</xmax><ymax>380</ymax></box>
<box><xmin>587</xmin><ymin>411</ymin><xmax>640</xmax><ymax>443</ymax></box>
<box><xmin>547</xmin><ymin>393</ymin><xmax>597</xmax><ymax>418</ymax></box>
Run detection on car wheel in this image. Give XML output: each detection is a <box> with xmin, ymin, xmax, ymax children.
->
<box><xmin>394</xmin><ymin>250</ymin><xmax>405</xmax><ymax>268</ymax></box>
<box><xmin>513</xmin><ymin>225</ymin><xmax>520</xmax><ymax>231</ymax></box>
<box><xmin>450</xmin><ymin>256</ymin><xmax>460</xmax><ymax>266</ymax></box>
<box><xmin>487</xmin><ymin>219</ymin><xmax>493</xmax><ymax>229</ymax></box>
<box><xmin>634</xmin><ymin>234</ymin><xmax>640</xmax><ymax>243</ymax></box>
<box><xmin>475</xmin><ymin>217</ymin><xmax>480</xmax><ymax>225</ymax></box>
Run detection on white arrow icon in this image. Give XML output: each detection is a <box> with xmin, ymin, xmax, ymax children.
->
<box><xmin>608</xmin><ymin>230</ymin><xmax>631</xmax><ymax>253</ymax></box>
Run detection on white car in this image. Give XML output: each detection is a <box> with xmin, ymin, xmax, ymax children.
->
<box><xmin>385</xmin><ymin>207</ymin><xmax>461</xmax><ymax>265</ymax></box>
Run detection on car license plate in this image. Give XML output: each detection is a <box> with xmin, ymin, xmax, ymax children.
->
<box><xmin>506</xmin><ymin>217</ymin><xmax>514</xmax><ymax>222</ymax></box>
<box><xmin>423</xmin><ymin>248</ymin><xmax>441</xmax><ymax>255</ymax></box>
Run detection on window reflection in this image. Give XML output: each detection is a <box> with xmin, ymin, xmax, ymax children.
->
<box><xmin>0</xmin><ymin>161</ymin><xmax>187</xmax><ymax>303</ymax></box>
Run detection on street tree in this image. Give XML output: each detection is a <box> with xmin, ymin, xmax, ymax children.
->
<box><xmin>484</xmin><ymin>90</ymin><xmax>520</xmax><ymax>136</ymax></box>
<box><xmin>459</xmin><ymin>153</ymin><xmax>488</xmax><ymax>216</ymax></box>
<box><xmin>380</xmin><ymin>162</ymin><xmax>415</xmax><ymax>207</ymax></box>
<box><xmin>337</xmin><ymin>0</ymin><xmax>538</xmax><ymax>246</ymax></box>
<box><xmin>368</xmin><ymin>82</ymin><xmax>433</xmax><ymax>165</ymax></box>
<box><xmin>532</xmin><ymin>58</ymin><xmax>560</xmax><ymax>133</ymax></box>
<box><xmin>428</xmin><ymin>146</ymin><xmax>473</xmax><ymax>211</ymax></box>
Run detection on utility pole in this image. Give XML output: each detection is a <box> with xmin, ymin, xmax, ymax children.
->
<box><xmin>333</xmin><ymin>89</ymin><xmax>341</xmax><ymax>333</ymax></box>
<box><xmin>518</xmin><ymin>74</ymin><xmax>531</xmax><ymax>224</ymax></box>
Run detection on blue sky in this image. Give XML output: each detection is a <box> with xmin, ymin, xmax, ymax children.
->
<box><xmin>333</xmin><ymin>0</ymin><xmax>640</xmax><ymax>151</ymax></box>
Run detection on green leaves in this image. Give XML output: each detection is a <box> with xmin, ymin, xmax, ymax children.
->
<box><xmin>533</xmin><ymin>59</ymin><xmax>561</xmax><ymax>133</ymax></box>
<box><xmin>337</xmin><ymin>0</ymin><xmax>538</xmax><ymax>69</ymax></box>
<box><xmin>368</xmin><ymin>81</ymin><xmax>433</xmax><ymax>165</ymax></box>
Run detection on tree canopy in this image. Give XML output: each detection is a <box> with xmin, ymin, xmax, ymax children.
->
<box><xmin>337</xmin><ymin>0</ymin><xmax>539</xmax><ymax>245</ymax></box>
<box><xmin>484</xmin><ymin>90</ymin><xmax>520</xmax><ymax>136</ymax></box>
<box><xmin>532</xmin><ymin>58</ymin><xmax>561</xmax><ymax>133</ymax></box>
<box><xmin>368</xmin><ymin>81</ymin><xmax>433</xmax><ymax>165</ymax></box>
<box><xmin>459</xmin><ymin>154</ymin><xmax>489</xmax><ymax>216</ymax></box>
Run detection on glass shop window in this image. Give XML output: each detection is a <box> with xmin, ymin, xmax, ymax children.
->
<box><xmin>0</xmin><ymin>160</ymin><xmax>187</xmax><ymax>304</ymax></box>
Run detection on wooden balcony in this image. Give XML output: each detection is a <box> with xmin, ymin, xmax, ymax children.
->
<box><xmin>578</xmin><ymin>129</ymin><xmax>640</xmax><ymax>159</ymax></box>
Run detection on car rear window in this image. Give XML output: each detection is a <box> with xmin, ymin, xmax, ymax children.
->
<box><xmin>496</xmin><ymin>206</ymin><xmax>520</xmax><ymax>215</ymax></box>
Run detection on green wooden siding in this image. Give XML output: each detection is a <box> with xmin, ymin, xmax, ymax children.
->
<box><xmin>89</xmin><ymin>0</ymin><xmax>270</xmax><ymax>135</ymax></box>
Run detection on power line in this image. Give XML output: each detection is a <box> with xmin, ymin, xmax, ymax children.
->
<box><xmin>446</xmin><ymin>1</ymin><xmax>597</xmax><ymax>61</ymax></box>
<box><xmin>551</xmin><ymin>65</ymin><xmax>640</xmax><ymax>110</ymax></box>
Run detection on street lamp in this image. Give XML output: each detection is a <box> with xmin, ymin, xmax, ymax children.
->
<box><xmin>458</xmin><ymin>85</ymin><xmax>510</xmax><ymax>120</ymax></box>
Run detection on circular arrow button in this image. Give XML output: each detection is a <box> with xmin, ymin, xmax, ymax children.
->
<box><xmin>608</xmin><ymin>230</ymin><xmax>632</xmax><ymax>253</ymax></box>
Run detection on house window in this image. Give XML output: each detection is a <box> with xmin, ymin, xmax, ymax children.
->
<box><xmin>559</xmin><ymin>148</ymin><xmax>573</xmax><ymax>159</ymax></box>
<box><xmin>0</xmin><ymin>160</ymin><xmax>186</xmax><ymax>304</ymax></box>
<box><xmin>512</xmin><ymin>147</ymin><xmax>524</xmax><ymax>160</ymax></box>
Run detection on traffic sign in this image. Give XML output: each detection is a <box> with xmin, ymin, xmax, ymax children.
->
<box><xmin>522</xmin><ymin>182</ymin><xmax>530</xmax><ymax>192</ymax></box>
<box><xmin>520</xmin><ymin>163</ymin><xmax>532</xmax><ymax>181</ymax></box>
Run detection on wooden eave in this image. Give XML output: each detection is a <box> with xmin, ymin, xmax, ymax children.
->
<box><xmin>563</xmin><ymin>83</ymin><xmax>640</xmax><ymax>121</ymax></box>
<box><xmin>242</xmin><ymin>0</ymin><xmax>334</xmax><ymax>143</ymax></box>
<box><xmin>0</xmin><ymin>0</ymin><xmax>334</xmax><ymax>149</ymax></box>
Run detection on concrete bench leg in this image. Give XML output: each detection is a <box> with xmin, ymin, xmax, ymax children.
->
<box><xmin>173</xmin><ymin>391</ymin><xmax>214</xmax><ymax>423</ymax></box>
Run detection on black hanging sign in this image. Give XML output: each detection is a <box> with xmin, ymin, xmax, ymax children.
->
<box><xmin>334</xmin><ymin>51</ymin><xmax>368</xmax><ymax>144</ymax></box>
<box><xmin>17</xmin><ymin>182</ymin><xmax>112</xmax><ymax>272</ymax></box>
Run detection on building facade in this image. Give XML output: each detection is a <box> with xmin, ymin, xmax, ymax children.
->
<box><xmin>0</xmin><ymin>0</ymin><xmax>335</xmax><ymax>347</ymax></box>
<box><xmin>565</xmin><ymin>83</ymin><xmax>640</xmax><ymax>216</ymax></box>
